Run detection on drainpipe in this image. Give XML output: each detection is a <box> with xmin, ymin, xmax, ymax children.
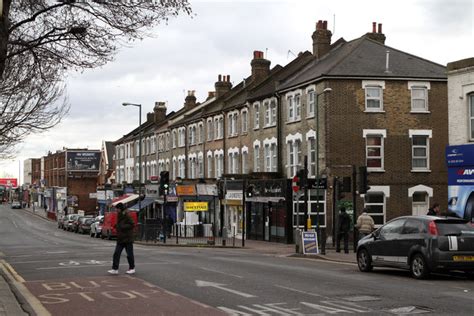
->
<box><xmin>275</xmin><ymin>91</ymin><xmax>283</xmax><ymax>176</ymax></box>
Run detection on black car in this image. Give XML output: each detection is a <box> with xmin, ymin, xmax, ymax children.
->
<box><xmin>356</xmin><ymin>215</ymin><xmax>474</xmax><ymax>279</ymax></box>
<box><xmin>77</xmin><ymin>217</ymin><xmax>94</xmax><ymax>234</ymax></box>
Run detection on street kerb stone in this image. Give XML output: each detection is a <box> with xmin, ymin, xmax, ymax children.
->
<box><xmin>24</xmin><ymin>276</ymin><xmax>224</xmax><ymax>315</ymax></box>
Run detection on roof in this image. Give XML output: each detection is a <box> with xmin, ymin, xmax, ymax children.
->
<box><xmin>279</xmin><ymin>36</ymin><xmax>447</xmax><ymax>91</ymax></box>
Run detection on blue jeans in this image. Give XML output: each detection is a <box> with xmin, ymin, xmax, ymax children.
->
<box><xmin>112</xmin><ymin>242</ymin><xmax>135</xmax><ymax>270</ymax></box>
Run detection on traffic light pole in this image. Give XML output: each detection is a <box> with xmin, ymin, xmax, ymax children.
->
<box><xmin>352</xmin><ymin>165</ymin><xmax>357</xmax><ymax>253</ymax></box>
<box><xmin>303</xmin><ymin>156</ymin><xmax>309</xmax><ymax>231</ymax></box>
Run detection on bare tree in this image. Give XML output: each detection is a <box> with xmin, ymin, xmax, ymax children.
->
<box><xmin>0</xmin><ymin>0</ymin><xmax>192</xmax><ymax>158</ymax></box>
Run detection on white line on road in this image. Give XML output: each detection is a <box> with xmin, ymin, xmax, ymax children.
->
<box><xmin>196</xmin><ymin>280</ymin><xmax>256</xmax><ymax>298</ymax></box>
<box><xmin>200</xmin><ymin>267</ymin><xmax>243</xmax><ymax>278</ymax></box>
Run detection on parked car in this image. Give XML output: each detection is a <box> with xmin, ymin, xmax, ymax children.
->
<box><xmin>90</xmin><ymin>215</ymin><xmax>104</xmax><ymax>238</ymax></box>
<box><xmin>78</xmin><ymin>217</ymin><xmax>95</xmax><ymax>234</ymax></box>
<box><xmin>356</xmin><ymin>215</ymin><xmax>474</xmax><ymax>279</ymax></box>
<box><xmin>63</xmin><ymin>214</ymin><xmax>80</xmax><ymax>231</ymax></box>
<box><xmin>11</xmin><ymin>201</ymin><xmax>21</xmax><ymax>209</ymax></box>
<box><xmin>101</xmin><ymin>210</ymin><xmax>138</xmax><ymax>240</ymax></box>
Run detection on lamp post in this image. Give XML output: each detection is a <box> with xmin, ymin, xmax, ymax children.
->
<box><xmin>122</xmin><ymin>102</ymin><xmax>142</xmax><ymax>236</ymax></box>
<box><xmin>315</xmin><ymin>88</ymin><xmax>332</xmax><ymax>248</ymax></box>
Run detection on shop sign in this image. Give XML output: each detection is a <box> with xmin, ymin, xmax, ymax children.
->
<box><xmin>176</xmin><ymin>185</ymin><xmax>196</xmax><ymax>196</ymax></box>
<box><xmin>184</xmin><ymin>201</ymin><xmax>208</xmax><ymax>212</ymax></box>
<box><xmin>225</xmin><ymin>190</ymin><xmax>243</xmax><ymax>200</ymax></box>
<box><xmin>196</xmin><ymin>184</ymin><xmax>218</xmax><ymax>196</ymax></box>
<box><xmin>302</xmin><ymin>231</ymin><xmax>319</xmax><ymax>255</ymax></box>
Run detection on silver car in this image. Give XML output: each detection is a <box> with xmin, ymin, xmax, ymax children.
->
<box><xmin>90</xmin><ymin>215</ymin><xmax>104</xmax><ymax>238</ymax></box>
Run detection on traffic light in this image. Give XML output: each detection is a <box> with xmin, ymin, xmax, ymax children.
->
<box><xmin>336</xmin><ymin>178</ymin><xmax>345</xmax><ymax>200</ymax></box>
<box><xmin>358</xmin><ymin>166</ymin><xmax>370</xmax><ymax>194</ymax></box>
<box><xmin>159</xmin><ymin>171</ymin><xmax>170</xmax><ymax>196</ymax></box>
<box><xmin>296</xmin><ymin>168</ymin><xmax>308</xmax><ymax>189</ymax></box>
<box><xmin>245</xmin><ymin>184</ymin><xmax>255</xmax><ymax>198</ymax></box>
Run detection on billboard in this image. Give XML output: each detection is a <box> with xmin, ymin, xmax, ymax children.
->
<box><xmin>446</xmin><ymin>144</ymin><xmax>474</xmax><ymax>222</ymax></box>
<box><xmin>66</xmin><ymin>151</ymin><xmax>100</xmax><ymax>172</ymax></box>
<box><xmin>0</xmin><ymin>178</ymin><xmax>18</xmax><ymax>187</ymax></box>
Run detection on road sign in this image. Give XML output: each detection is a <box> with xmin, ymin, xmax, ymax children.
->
<box><xmin>292</xmin><ymin>175</ymin><xmax>300</xmax><ymax>192</ymax></box>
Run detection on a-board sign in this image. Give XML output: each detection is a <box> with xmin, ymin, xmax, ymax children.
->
<box><xmin>302</xmin><ymin>231</ymin><xmax>319</xmax><ymax>255</ymax></box>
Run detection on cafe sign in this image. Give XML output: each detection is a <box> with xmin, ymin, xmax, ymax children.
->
<box><xmin>184</xmin><ymin>202</ymin><xmax>208</xmax><ymax>212</ymax></box>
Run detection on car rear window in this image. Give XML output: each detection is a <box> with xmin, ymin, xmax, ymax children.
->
<box><xmin>436</xmin><ymin>221</ymin><xmax>474</xmax><ymax>236</ymax></box>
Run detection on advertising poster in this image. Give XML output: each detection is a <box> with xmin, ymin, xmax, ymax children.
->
<box><xmin>302</xmin><ymin>231</ymin><xmax>319</xmax><ymax>255</ymax></box>
<box><xmin>0</xmin><ymin>178</ymin><xmax>18</xmax><ymax>187</ymax></box>
<box><xmin>446</xmin><ymin>144</ymin><xmax>474</xmax><ymax>222</ymax></box>
<box><xmin>66</xmin><ymin>151</ymin><xmax>100</xmax><ymax>172</ymax></box>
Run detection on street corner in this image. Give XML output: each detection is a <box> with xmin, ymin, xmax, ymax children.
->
<box><xmin>24</xmin><ymin>276</ymin><xmax>225</xmax><ymax>316</ymax></box>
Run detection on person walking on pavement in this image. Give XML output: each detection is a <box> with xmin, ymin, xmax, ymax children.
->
<box><xmin>356</xmin><ymin>209</ymin><xmax>375</xmax><ymax>239</ymax></box>
<box><xmin>427</xmin><ymin>203</ymin><xmax>440</xmax><ymax>216</ymax></box>
<box><xmin>108</xmin><ymin>203</ymin><xmax>136</xmax><ymax>275</ymax></box>
<box><xmin>336</xmin><ymin>206</ymin><xmax>351</xmax><ymax>253</ymax></box>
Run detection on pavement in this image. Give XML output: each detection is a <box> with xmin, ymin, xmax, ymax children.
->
<box><xmin>0</xmin><ymin>205</ymin><xmax>357</xmax><ymax>315</ymax></box>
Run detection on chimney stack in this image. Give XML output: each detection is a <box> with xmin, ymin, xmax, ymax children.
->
<box><xmin>153</xmin><ymin>101</ymin><xmax>167</xmax><ymax>123</ymax></box>
<box><xmin>184</xmin><ymin>90</ymin><xmax>197</xmax><ymax>110</ymax></box>
<box><xmin>312</xmin><ymin>20</ymin><xmax>332</xmax><ymax>58</ymax></box>
<box><xmin>207</xmin><ymin>91</ymin><xmax>216</xmax><ymax>100</ymax></box>
<box><xmin>250</xmin><ymin>50</ymin><xmax>271</xmax><ymax>83</ymax></box>
<box><xmin>215</xmin><ymin>74</ymin><xmax>232</xmax><ymax>98</ymax></box>
<box><xmin>365</xmin><ymin>21</ymin><xmax>386</xmax><ymax>44</ymax></box>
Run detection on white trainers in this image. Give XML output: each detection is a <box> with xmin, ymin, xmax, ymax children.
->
<box><xmin>107</xmin><ymin>269</ymin><xmax>118</xmax><ymax>275</ymax></box>
<box><xmin>126</xmin><ymin>269</ymin><xmax>135</xmax><ymax>275</ymax></box>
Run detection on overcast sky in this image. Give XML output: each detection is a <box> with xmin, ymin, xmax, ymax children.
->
<box><xmin>1</xmin><ymin>0</ymin><xmax>473</xmax><ymax>181</ymax></box>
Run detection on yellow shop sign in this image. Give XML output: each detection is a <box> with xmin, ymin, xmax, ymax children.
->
<box><xmin>184</xmin><ymin>202</ymin><xmax>208</xmax><ymax>212</ymax></box>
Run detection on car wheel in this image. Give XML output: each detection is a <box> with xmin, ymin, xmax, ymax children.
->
<box><xmin>410</xmin><ymin>254</ymin><xmax>430</xmax><ymax>279</ymax></box>
<box><xmin>357</xmin><ymin>248</ymin><xmax>373</xmax><ymax>272</ymax></box>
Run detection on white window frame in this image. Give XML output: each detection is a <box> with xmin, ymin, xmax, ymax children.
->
<box><xmin>363</xmin><ymin>129</ymin><xmax>386</xmax><ymax>172</ymax></box>
<box><xmin>409</xmin><ymin>130</ymin><xmax>432</xmax><ymax>172</ymax></box>
<box><xmin>363</xmin><ymin>80</ymin><xmax>385</xmax><ymax>112</ymax></box>
<box><xmin>363</xmin><ymin>186</ymin><xmax>390</xmax><ymax>227</ymax></box>
<box><xmin>241</xmin><ymin>109</ymin><xmax>248</xmax><ymax>133</ymax></box>
<box><xmin>286</xmin><ymin>133</ymin><xmax>302</xmax><ymax>177</ymax></box>
<box><xmin>306</xmin><ymin>85</ymin><xmax>316</xmax><ymax>118</ymax></box>
<box><xmin>207</xmin><ymin>118</ymin><xmax>213</xmax><ymax>141</ymax></box>
<box><xmin>286</xmin><ymin>90</ymin><xmax>302</xmax><ymax>122</ymax></box>
<box><xmin>253</xmin><ymin>141</ymin><xmax>260</xmax><ymax>172</ymax></box>
<box><xmin>264</xmin><ymin>100</ymin><xmax>271</xmax><ymax>127</ymax></box>
<box><xmin>207</xmin><ymin>151</ymin><xmax>213</xmax><ymax>178</ymax></box>
<box><xmin>242</xmin><ymin>147</ymin><xmax>248</xmax><ymax>174</ymax></box>
<box><xmin>408</xmin><ymin>81</ymin><xmax>430</xmax><ymax>113</ymax></box>
<box><xmin>253</xmin><ymin>102</ymin><xmax>260</xmax><ymax>129</ymax></box>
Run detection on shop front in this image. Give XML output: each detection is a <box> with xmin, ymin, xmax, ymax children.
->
<box><xmin>245</xmin><ymin>179</ymin><xmax>292</xmax><ymax>244</ymax></box>
<box><xmin>223</xmin><ymin>189</ymin><xmax>243</xmax><ymax>239</ymax></box>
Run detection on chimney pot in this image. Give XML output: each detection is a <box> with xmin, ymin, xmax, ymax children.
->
<box><xmin>372</xmin><ymin>22</ymin><xmax>376</xmax><ymax>33</ymax></box>
<box><xmin>226</xmin><ymin>75</ymin><xmax>230</xmax><ymax>82</ymax></box>
<box><xmin>378</xmin><ymin>23</ymin><xmax>382</xmax><ymax>33</ymax></box>
<box><xmin>323</xmin><ymin>20</ymin><xmax>327</xmax><ymax>30</ymax></box>
<box><xmin>218</xmin><ymin>74</ymin><xmax>222</xmax><ymax>81</ymax></box>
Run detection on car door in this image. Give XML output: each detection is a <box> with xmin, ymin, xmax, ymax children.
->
<box><xmin>370</xmin><ymin>218</ymin><xmax>406</xmax><ymax>266</ymax></box>
<box><xmin>398</xmin><ymin>218</ymin><xmax>426</xmax><ymax>267</ymax></box>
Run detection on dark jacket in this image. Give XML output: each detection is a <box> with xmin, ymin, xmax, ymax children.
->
<box><xmin>338</xmin><ymin>211</ymin><xmax>351</xmax><ymax>233</ymax></box>
<box><xmin>116</xmin><ymin>210</ymin><xmax>135</xmax><ymax>243</ymax></box>
<box><xmin>427</xmin><ymin>208</ymin><xmax>436</xmax><ymax>216</ymax></box>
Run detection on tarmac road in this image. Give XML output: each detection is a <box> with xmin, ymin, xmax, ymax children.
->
<box><xmin>1</xmin><ymin>204</ymin><xmax>473</xmax><ymax>315</ymax></box>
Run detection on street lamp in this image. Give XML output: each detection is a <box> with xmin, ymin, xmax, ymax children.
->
<box><xmin>315</xmin><ymin>87</ymin><xmax>332</xmax><ymax>248</ymax></box>
<box><xmin>122</xmin><ymin>102</ymin><xmax>142</xmax><ymax>235</ymax></box>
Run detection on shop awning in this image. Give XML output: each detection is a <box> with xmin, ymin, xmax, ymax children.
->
<box><xmin>111</xmin><ymin>194</ymin><xmax>139</xmax><ymax>206</ymax></box>
<box><xmin>128</xmin><ymin>197</ymin><xmax>154</xmax><ymax>211</ymax></box>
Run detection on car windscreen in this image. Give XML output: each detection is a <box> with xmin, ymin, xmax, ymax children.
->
<box><xmin>435</xmin><ymin>221</ymin><xmax>474</xmax><ymax>236</ymax></box>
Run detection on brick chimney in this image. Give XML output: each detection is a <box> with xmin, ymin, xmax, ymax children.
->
<box><xmin>251</xmin><ymin>50</ymin><xmax>271</xmax><ymax>83</ymax></box>
<box><xmin>206</xmin><ymin>91</ymin><xmax>216</xmax><ymax>101</ymax></box>
<box><xmin>184</xmin><ymin>90</ymin><xmax>197</xmax><ymax>110</ymax></box>
<box><xmin>215</xmin><ymin>75</ymin><xmax>232</xmax><ymax>98</ymax></box>
<box><xmin>365</xmin><ymin>22</ymin><xmax>386</xmax><ymax>44</ymax></box>
<box><xmin>312</xmin><ymin>20</ymin><xmax>332</xmax><ymax>58</ymax></box>
<box><xmin>153</xmin><ymin>101</ymin><xmax>167</xmax><ymax>123</ymax></box>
